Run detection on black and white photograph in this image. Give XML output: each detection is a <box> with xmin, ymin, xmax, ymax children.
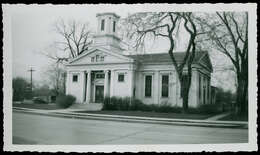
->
<box><xmin>3</xmin><ymin>3</ymin><xmax>257</xmax><ymax>152</ymax></box>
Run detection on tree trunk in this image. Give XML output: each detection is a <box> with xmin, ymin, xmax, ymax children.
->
<box><xmin>181</xmin><ymin>84</ymin><xmax>189</xmax><ymax>113</ymax></box>
<box><xmin>180</xmin><ymin>69</ymin><xmax>192</xmax><ymax>113</ymax></box>
<box><xmin>240</xmin><ymin>79</ymin><xmax>248</xmax><ymax>115</ymax></box>
<box><xmin>236</xmin><ymin>74</ymin><xmax>248</xmax><ymax>115</ymax></box>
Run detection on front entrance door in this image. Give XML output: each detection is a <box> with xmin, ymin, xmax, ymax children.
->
<box><xmin>95</xmin><ymin>85</ymin><xmax>104</xmax><ymax>103</ymax></box>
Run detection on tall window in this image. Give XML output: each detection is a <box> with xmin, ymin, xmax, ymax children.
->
<box><xmin>113</xmin><ymin>21</ymin><xmax>116</xmax><ymax>32</ymax></box>
<box><xmin>203</xmin><ymin>77</ymin><xmax>206</xmax><ymax>104</ymax></box>
<box><xmin>101</xmin><ymin>19</ymin><xmax>105</xmax><ymax>31</ymax></box>
<box><xmin>199</xmin><ymin>73</ymin><xmax>201</xmax><ymax>103</ymax></box>
<box><xmin>208</xmin><ymin>77</ymin><xmax>210</xmax><ymax>102</ymax></box>
<box><xmin>145</xmin><ymin>75</ymin><xmax>152</xmax><ymax>97</ymax></box>
<box><xmin>162</xmin><ymin>75</ymin><xmax>169</xmax><ymax>97</ymax></box>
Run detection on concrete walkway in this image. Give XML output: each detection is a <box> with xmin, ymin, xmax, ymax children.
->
<box><xmin>205</xmin><ymin>112</ymin><xmax>231</xmax><ymax>121</ymax></box>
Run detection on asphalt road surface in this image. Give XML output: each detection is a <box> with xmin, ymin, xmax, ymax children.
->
<box><xmin>13</xmin><ymin>112</ymin><xmax>248</xmax><ymax>145</ymax></box>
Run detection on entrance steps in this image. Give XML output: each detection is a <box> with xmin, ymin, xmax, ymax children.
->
<box><xmin>68</xmin><ymin>103</ymin><xmax>103</xmax><ymax>111</ymax></box>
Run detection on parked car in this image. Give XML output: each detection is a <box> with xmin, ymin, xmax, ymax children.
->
<box><xmin>32</xmin><ymin>97</ymin><xmax>48</xmax><ymax>104</ymax></box>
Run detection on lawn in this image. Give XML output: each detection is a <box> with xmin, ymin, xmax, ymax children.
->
<box><xmin>219</xmin><ymin>113</ymin><xmax>248</xmax><ymax>121</ymax></box>
<box><xmin>13</xmin><ymin>103</ymin><xmax>64</xmax><ymax>110</ymax></box>
<box><xmin>76</xmin><ymin>110</ymin><xmax>213</xmax><ymax>120</ymax></box>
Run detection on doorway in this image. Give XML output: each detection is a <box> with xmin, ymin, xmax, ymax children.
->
<box><xmin>95</xmin><ymin>85</ymin><xmax>104</xmax><ymax>103</ymax></box>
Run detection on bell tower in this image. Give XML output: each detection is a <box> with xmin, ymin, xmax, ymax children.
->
<box><xmin>93</xmin><ymin>12</ymin><xmax>121</xmax><ymax>50</ymax></box>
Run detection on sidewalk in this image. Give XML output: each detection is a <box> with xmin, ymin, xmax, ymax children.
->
<box><xmin>205</xmin><ymin>112</ymin><xmax>232</xmax><ymax>121</ymax></box>
<box><xmin>13</xmin><ymin>107</ymin><xmax>248</xmax><ymax>129</ymax></box>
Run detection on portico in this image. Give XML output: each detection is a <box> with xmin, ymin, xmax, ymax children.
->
<box><xmin>83</xmin><ymin>69</ymin><xmax>112</xmax><ymax>103</ymax></box>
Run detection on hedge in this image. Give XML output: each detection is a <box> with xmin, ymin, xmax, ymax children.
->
<box><xmin>102</xmin><ymin>96</ymin><xmax>221</xmax><ymax>114</ymax></box>
<box><xmin>56</xmin><ymin>94</ymin><xmax>76</xmax><ymax>108</ymax></box>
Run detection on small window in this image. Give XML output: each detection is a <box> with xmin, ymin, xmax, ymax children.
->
<box><xmin>101</xmin><ymin>19</ymin><xmax>105</xmax><ymax>31</ymax></box>
<box><xmin>118</xmin><ymin>74</ymin><xmax>124</xmax><ymax>82</ymax></box>
<box><xmin>145</xmin><ymin>75</ymin><xmax>152</xmax><ymax>97</ymax></box>
<box><xmin>113</xmin><ymin>21</ymin><xmax>116</xmax><ymax>32</ymax></box>
<box><xmin>96</xmin><ymin>73</ymin><xmax>105</xmax><ymax>79</ymax></box>
<box><xmin>96</xmin><ymin>55</ymin><xmax>100</xmax><ymax>62</ymax></box>
<box><xmin>72</xmin><ymin>75</ymin><xmax>78</xmax><ymax>82</ymax></box>
<box><xmin>100</xmin><ymin>56</ymin><xmax>104</xmax><ymax>61</ymax></box>
<box><xmin>162</xmin><ymin>75</ymin><xmax>169</xmax><ymax>97</ymax></box>
<box><xmin>91</xmin><ymin>57</ymin><xmax>95</xmax><ymax>62</ymax></box>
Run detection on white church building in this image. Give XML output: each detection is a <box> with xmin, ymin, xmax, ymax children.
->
<box><xmin>65</xmin><ymin>12</ymin><xmax>213</xmax><ymax>108</ymax></box>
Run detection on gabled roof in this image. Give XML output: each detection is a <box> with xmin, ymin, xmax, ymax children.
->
<box><xmin>126</xmin><ymin>51</ymin><xmax>213</xmax><ymax>72</ymax></box>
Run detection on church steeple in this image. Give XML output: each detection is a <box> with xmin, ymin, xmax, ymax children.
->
<box><xmin>93</xmin><ymin>12</ymin><xmax>121</xmax><ymax>50</ymax></box>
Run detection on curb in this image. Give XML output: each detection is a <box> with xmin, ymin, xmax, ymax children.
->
<box><xmin>13</xmin><ymin>108</ymin><xmax>248</xmax><ymax>129</ymax></box>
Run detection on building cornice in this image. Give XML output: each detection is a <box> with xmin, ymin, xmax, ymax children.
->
<box><xmin>66</xmin><ymin>61</ymin><xmax>135</xmax><ymax>66</ymax></box>
<box><xmin>93</xmin><ymin>34</ymin><xmax>121</xmax><ymax>41</ymax></box>
<box><xmin>96</xmin><ymin>12</ymin><xmax>120</xmax><ymax>18</ymax></box>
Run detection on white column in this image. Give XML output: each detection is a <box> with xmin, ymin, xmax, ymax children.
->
<box><xmin>110</xmin><ymin>70</ymin><xmax>115</xmax><ymax>97</ymax></box>
<box><xmin>128</xmin><ymin>69</ymin><xmax>135</xmax><ymax>97</ymax></box>
<box><xmin>154</xmin><ymin>71</ymin><xmax>160</xmax><ymax>104</ymax></box>
<box><xmin>209</xmin><ymin>76</ymin><xmax>211</xmax><ymax>104</ymax></box>
<box><xmin>82</xmin><ymin>71</ymin><xmax>86</xmax><ymax>103</ymax></box>
<box><xmin>104</xmin><ymin>70</ymin><xmax>109</xmax><ymax>97</ymax></box>
<box><xmin>65</xmin><ymin>72</ymin><xmax>70</xmax><ymax>95</ymax></box>
<box><xmin>86</xmin><ymin>70</ymin><xmax>92</xmax><ymax>103</ymax></box>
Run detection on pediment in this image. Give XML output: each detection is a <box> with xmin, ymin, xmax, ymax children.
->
<box><xmin>68</xmin><ymin>47</ymin><xmax>134</xmax><ymax>65</ymax></box>
<box><xmin>198</xmin><ymin>53</ymin><xmax>213</xmax><ymax>72</ymax></box>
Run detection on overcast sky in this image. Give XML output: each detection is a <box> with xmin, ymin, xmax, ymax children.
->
<box><xmin>5</xmin><ymin>4</ymin><xmax>243</xmax><ymax>92</ymax></box>
<box><xmin>10</xmin><ymin>5</ymin><xmax>137</xmax><ymax>83</ymax></box>
<box><xmin>9</xmin><ymin>4</ymin><xmax>188</xmax><ymax>83</ymax></box>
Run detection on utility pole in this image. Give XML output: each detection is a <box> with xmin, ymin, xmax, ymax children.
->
<box><xmin>28</xmin><ymin>67</ymin><xmax>35</xmax><ymax>98</ymax></box>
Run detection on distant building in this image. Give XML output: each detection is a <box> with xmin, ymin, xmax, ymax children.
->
<box><xmin>65</xmin><ymin>12</ymin><xmax>213</xmax><ymax>108</ymax></box>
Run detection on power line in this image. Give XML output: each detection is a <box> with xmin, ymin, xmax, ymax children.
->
<box><xmin>28</xmin><ymin>67</ymin><xmax>35</xmax><ymax>97</ymax></box>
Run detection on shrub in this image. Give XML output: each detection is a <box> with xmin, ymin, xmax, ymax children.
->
<box><xmin>103</xmin><ymin>97</ymin><xmax>144</xmax><ymax>111</ymax></box>
<box><xmin>120</xmin><ymin>97</ymin><xmax>130</xmax><ymax>110</ymax></box>
<box><xmin>56</xmin><ymin>94</ymin><xmax>76</xmax><ymax>108</ymax></box>
<box><xmin>102</xmin><ymin>96</ymin><xmax>110</xmax><ymax>110</ymax></box>
<box><xmin>200</xmin><ymin>104</ymin><xmax>221</xmax><ymax>114</ymax></box>
<box><xmin>102</xmin><ymin>96</ymin><xmax>184</xmax><ymax>113</ymax></box>
<box><xmin>102</xmin><ymin>96</ymin><xmax>223</xmax><ymax>114</ymax></box>
<box><xmin>188</xmin><ymin>104</ymin><xmax>221</xmax><ymax>114</ymax></box>
<box><xmin>129</xmin><ymin>99</ymin><xmax>145</xmax><ymax>111</ymax></box>
<box><xmin>158</xmin><ymin>104</ymin><xmax>182</xmax><ymax>113</ymax></box>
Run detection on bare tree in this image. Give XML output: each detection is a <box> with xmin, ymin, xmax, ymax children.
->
<box><xmin>43</xmin><ymin>63</ymin><xmax>66</xmax><ymax>95</ymax></box>
<box><xmin>53</xmin><ymin>19</ymin><xmax>93</xmax><ymax>60</ymax></box>
<box><xmin>122</xmin><ymin>12</ymin><xmax>204</xmax><ymax>112</ymax></box>
<box><xmin>39</xmin><ymin>19</ymin><xmax>93</xmax><ymax>64</ymax></box>
<box><xmin>38</xmin><ymin>19</ymin><xmax>93</xmax><ymax>95</ymax></box>
<box><xmin>200</xmin><ymin>12</ymin><xmax>248</xmax><ymax>114</ymax></box>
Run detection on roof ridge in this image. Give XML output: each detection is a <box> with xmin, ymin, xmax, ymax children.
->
<box><xmin>127</xmin><ymin>51</ymin><xmax>207</xmax><ymax>56</ymax></box>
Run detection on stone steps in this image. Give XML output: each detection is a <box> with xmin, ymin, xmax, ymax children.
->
<box><xmin>69</xmin><ymin>103</ymin><xmax>103</xmax><ymax>111</ymax></box>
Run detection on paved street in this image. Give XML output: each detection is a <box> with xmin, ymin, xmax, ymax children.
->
<box><xmin>13</xmin><ymin>112</ymin><xmax>248</xmax><ymax>145</ymax></box>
